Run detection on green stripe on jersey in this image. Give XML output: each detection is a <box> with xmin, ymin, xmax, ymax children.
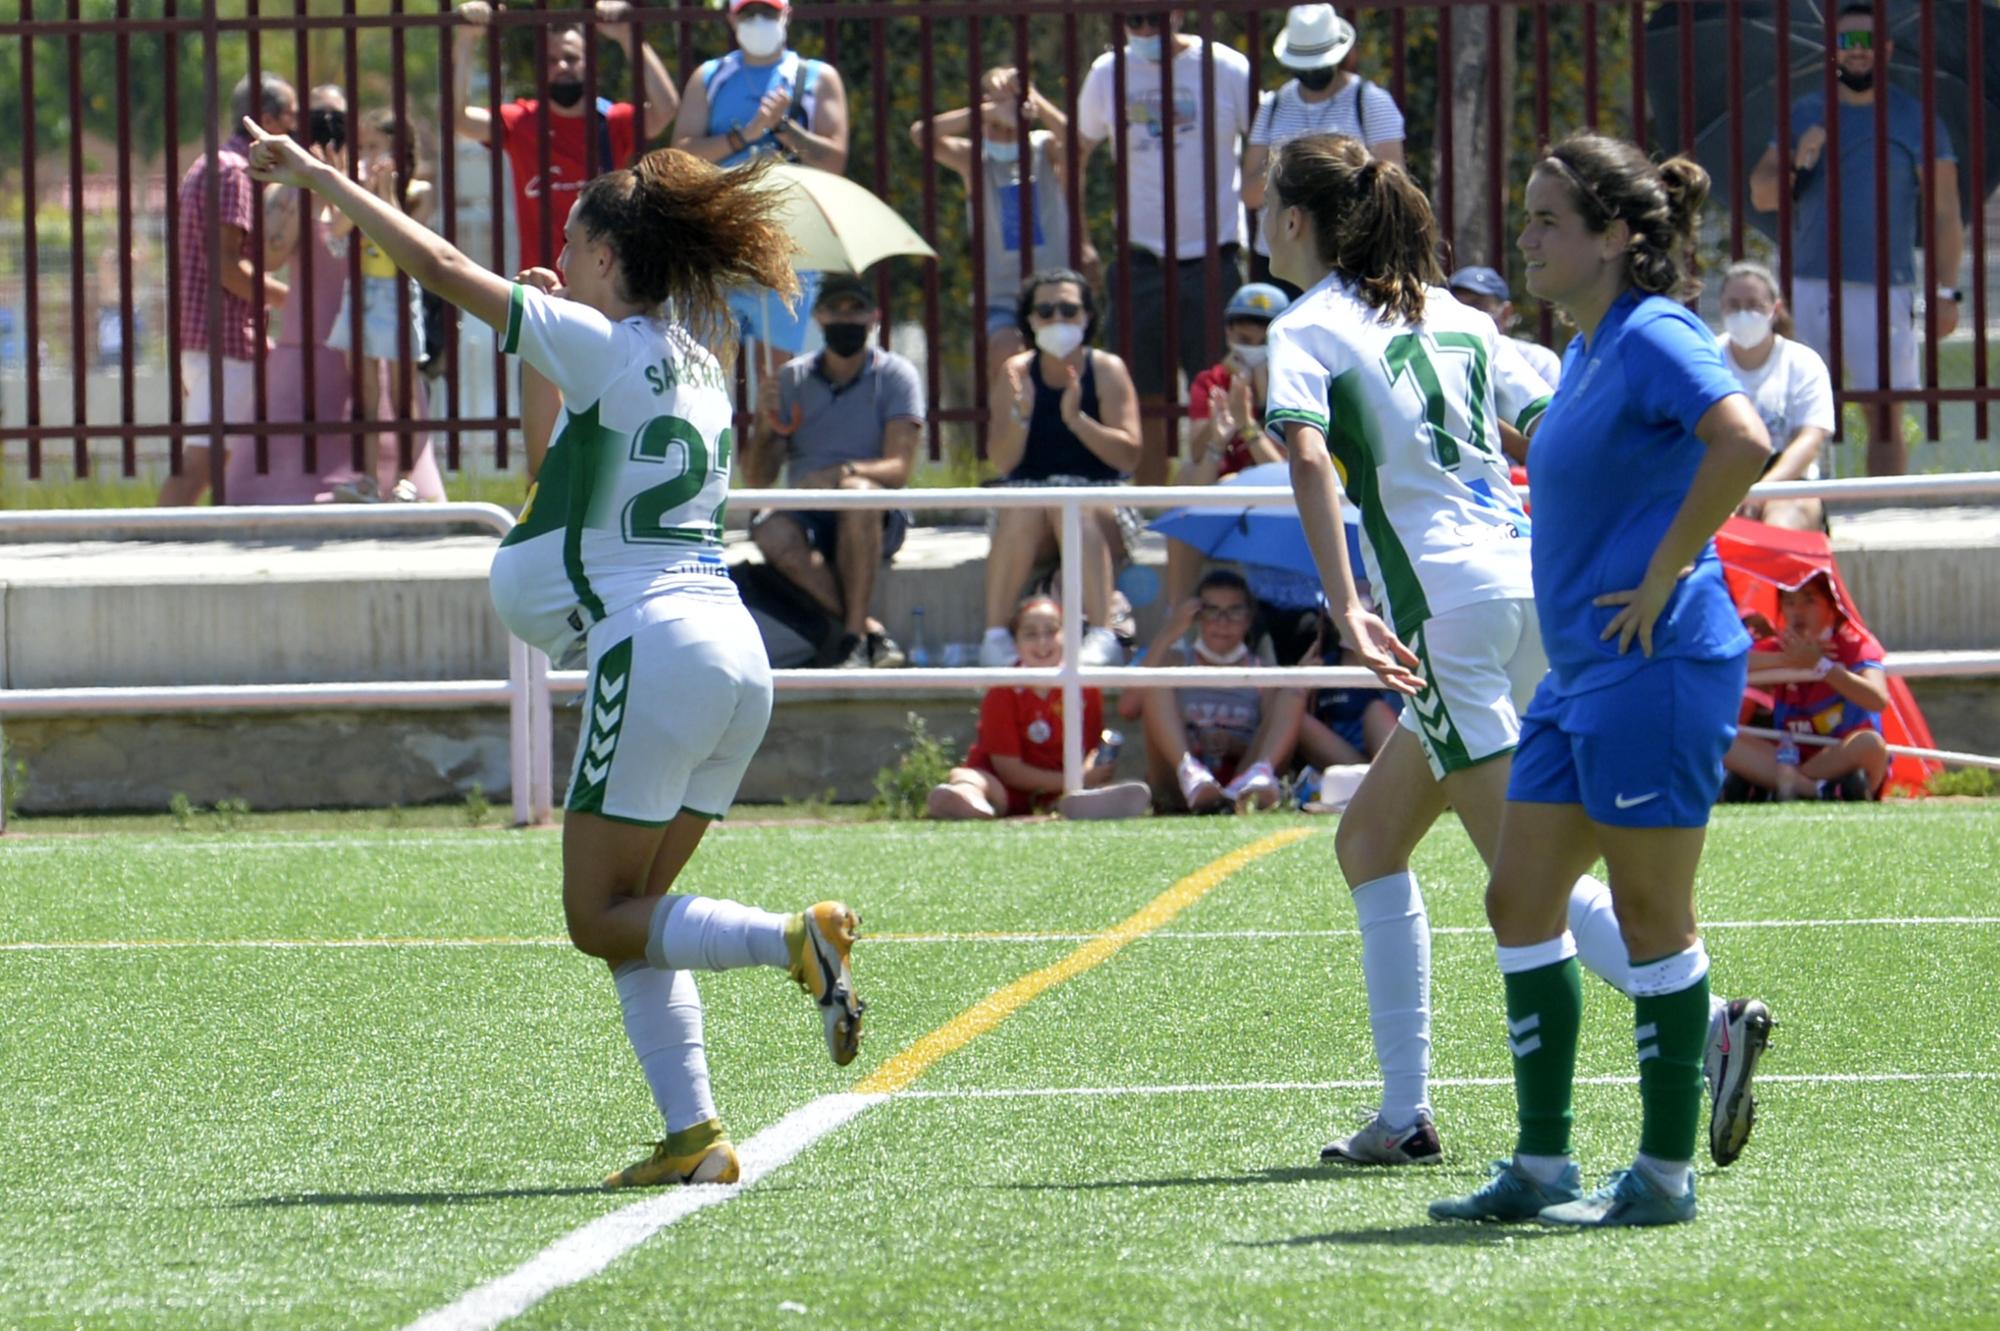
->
<box><xmin>1517</xmin><ymin>393</ymin><xmax>1553</xmax><ymax>435</ymax></box>
<box><xmin>561</xmin><ymin>403</ymin><xmax>612</xmax><ymax>623</ymax></box>
<box><xmin>502</xmin><ymin>283</ymin><xmax>525</xmax><ymax>355</ymax></box>
<box><xmin>1326</xmin><ymin>369</ymin><xmax>1430</xmax><ymax>637</ymax></box>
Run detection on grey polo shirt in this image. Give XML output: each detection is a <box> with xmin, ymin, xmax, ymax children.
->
<box><xmin>775</xmin><ymin>347</ymin><xmax>925</xmax><ymax>478</ymax></box>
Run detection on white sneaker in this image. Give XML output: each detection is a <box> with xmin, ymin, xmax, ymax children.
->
<box><xmin>1177</xmin><ymin>754</ymin><xmax>1227</xmax><ymax>814</ymax></box>
<box><xmin>978</xmin><ymin>627</ymin><xmax>1017</xmax><ymax>668</ymax></box>
<box><xmin>1224</xmin><ymin>761</ymin><xmax>1280</xmax><ymax>813</ymax></box>
<box><xmin>1058</xmin><ymin>781</ymin><xmax>1152</xmax><ymax>821</ymax></box>
<box><xmin>1079</xmin><ymin>626</ymin><xmax>1125</xmax><ymax>666</ymax></box>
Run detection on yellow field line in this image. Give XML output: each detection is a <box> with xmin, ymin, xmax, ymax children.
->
<box><xmin>853</xmin><ymin>826</ymin><xmax>1314</xmax><ymax>1095</ymax></box>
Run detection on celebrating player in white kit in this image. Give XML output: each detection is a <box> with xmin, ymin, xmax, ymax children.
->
<box><xmin>243</xmin><ymin>123</ymin><xmax>865</xmax><ymax>1190</ymax></box>
<box><xmin>1258</xmin><ymin>134</ymin><xmax>1768</xmax><ymax>1167</ymax></box>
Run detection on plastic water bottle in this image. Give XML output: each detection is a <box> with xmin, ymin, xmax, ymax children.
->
<box><xmin>1294</xmin><ymin>765</ymin><xmax>1322</xmax><ymax>809</ymax></box>
<box><xmin>907</xmin><ymin>607</ymin><xmax>931</xmax><ymax>667</ymax></box>
<box><xmin>1098</xmin><ymin>729</ymin><xmax>1124</xmax><ymax>768</ymax></box>
<box><xmin>1775</xmin><ymin>735</ymin><xmax>1800</xmax><ymax>768</ymax></box>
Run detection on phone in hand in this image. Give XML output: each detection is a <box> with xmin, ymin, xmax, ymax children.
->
<box><xmin>308</xmin><ymin>106</ymin><xmax>346</xmax><ymax>153</ymax></box>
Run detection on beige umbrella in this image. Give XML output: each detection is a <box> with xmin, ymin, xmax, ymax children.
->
<box><xmin>758</xmin><ymin>162</ymin><xmax>937</xmax><ymax>273</ymax></box>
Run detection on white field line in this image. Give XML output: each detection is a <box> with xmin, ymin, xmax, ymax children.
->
<box><xmin>892</xmin><ymin>1071</ymin><xmax>2000</xmax><ymax>1101</ymax></box>
<box><xmin>13</xmin><ymin>916</ymin><xmax>2000</xmax><ymax>954</ymax></box>
<box><xmin>404</xmin><ymin>1093</ymin><xmax>883</xmax><ymax>1331</ymax></box>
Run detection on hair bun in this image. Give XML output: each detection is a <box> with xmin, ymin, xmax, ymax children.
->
<box><xmin>1656</xmin><ymin>155</ymin><xmax>1711</xmax><ymax>230</ymax></box>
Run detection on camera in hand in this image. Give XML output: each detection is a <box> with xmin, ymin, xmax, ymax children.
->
<box><xmin>308</xmin><ymin>106</ymin><xmax>346</xmax><ymax>152</ymax></box>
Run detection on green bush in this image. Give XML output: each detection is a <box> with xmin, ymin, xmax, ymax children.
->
<box><xmin>1928</xmin><ymin>766</ymin><xmax>1996</xmax><ymax>798</ymax></box>
<box><xmin>870</xmin><ymin>713</ymin><xmax>956</xmax><ymax>821</ymax></box>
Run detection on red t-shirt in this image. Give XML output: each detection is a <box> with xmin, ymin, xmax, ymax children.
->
<box><xmin>1755</xmin><ymin>621</ymin><xmax>1885</xmax><ymax>739</ymax></box>
<box><xmin>966</xmin><ymin>684</ymin><xmax>1105</xmax><ymax>813</ymax></box>
<box><xmin>496</xmin><ymin>100</ymin><xmax>640</xmax><ymax>269</ymax></box>
<box><xmin>1188</xmin><ymin>361</ymin><xmax>1260</xmax><ymax>476</ymax></box>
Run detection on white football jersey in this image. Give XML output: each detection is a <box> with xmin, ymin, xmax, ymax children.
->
<box><xmin>489</xmin><ymin>284</ymin><xmax>741</xmax><ymax>661</ymax></box>
<box><xmin>1264</xmin><ymin>276</ymin><xmax>1551</xmax><ymax>637</ymax></box>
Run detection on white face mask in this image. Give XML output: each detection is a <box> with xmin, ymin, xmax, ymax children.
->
<box><xmin>1035</xmin><ymin>322</ymin><xmax>1085</xmax><ymax>357</ymax></box>
<box><xmin>1724</xmin><ymin>308</ymin><xmax>1774</xmax><ymax>349</ymax></box>
<box><xmin>983</xmin><ymin>139</ymin><xmax>1020</xmax><ymax>164</ymax></box>
<box><xmin>735</xmin><ymin>15</ymin><xmax>787</xmax><ymax>59</ymax></box>
<box><xmin>1229</xmin><ymin>342</ymin><xmax>1268</xmax><ymax>368</ymax></box>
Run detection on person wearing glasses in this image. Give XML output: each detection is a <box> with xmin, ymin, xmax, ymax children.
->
<box><xmin>1748</xmin><ymin>0</ymin><xmax>1962</xmax><ymax>477</ymax></box>
<box><xmin>1133</xmin><ymin>569</ymin><xmax>1305</xmax><ymax>814</ymax></box>
<box><xmin>980</xmin><ymin>269</ymin><xmax>1142</xmax><ymax>670</ymax></box>
<box><xmin>1076</xmin><ymin>8</ymin><xmax>1255</xmax><ymax>487</ymax></box>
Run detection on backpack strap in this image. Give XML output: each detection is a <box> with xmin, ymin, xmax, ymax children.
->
<box><xmin>1353</xmin><ymin>76</ymin><xmax>1372</xmax><ymax>145</ymax></box>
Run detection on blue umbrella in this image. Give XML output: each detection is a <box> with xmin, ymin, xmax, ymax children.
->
<box><xmin>1149</xmin><ymin>462</ymin><xmax>1363</xmax><ymax>581</ymax></box>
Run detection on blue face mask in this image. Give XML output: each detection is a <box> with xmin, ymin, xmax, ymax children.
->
<box><xmin>984</xmin><ymin>139</ymin><xmax>1020</xmax><ymax>164</ymax></box>
<box><xmin>1127</xmin><ymin>34</ymin><xmax>1162</xmax><ymax>62</ymax></box>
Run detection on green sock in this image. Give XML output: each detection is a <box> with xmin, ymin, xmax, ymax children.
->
<box><xmin>1502</xmin><ymin>955</ymin><xmax>1583</xmax><ymax>1158</ymax></box>
<box><xmin>1634</xmin><ymin>970</ymin><xmax>1711</xmax><ymax>1163</ymax></box>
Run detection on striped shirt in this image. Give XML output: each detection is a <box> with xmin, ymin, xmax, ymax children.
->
<box><xmin>174</xmin><ymin>133</ymin><xmax>261</xmax><ymax>360</ymax></box>
<box><xmin>1249</xmin><ymin>79</ymin><xmax>1405</xmax><ymax>256</ymax></box>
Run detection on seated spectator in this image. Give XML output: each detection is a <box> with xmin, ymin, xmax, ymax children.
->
<box><xmin>1297</xmin><ymin>618</ymin><xmax>1402</xmax><ymax>769</ymax></box>
<box><xmin>1718</xmin><ymin>260</ymin><xmax>1837</xmax><ymax>532</ymax></box>
<box><xmin>1721</xmin><ymin>574</ymin><xmax>1890</xmax><ymax>801</ymax></box>
<box><xmin>1135</xmin><ymin>570</ymin><xmax>1305</xmax><ymax>814</ymax></box>
<box><xmin>744</xmin><ymin>273</ymin><xmax>919</xmax><ymax>670</ymax></box>
<box><xmin>673</xmin><ymin>0</ymin><xmax>850</xmax><ymax>382</ymax></box>
<box><xmin>1242</xmin><ymin>5</ymin><xmax>1406</xmax><ymax>298</ymax></box>
<box><xmin>928</xmin><ymin>596</ymin><xmax>1150</xmax><ymax>821</ymax></box>
<box><xmin>909</xmin><ymin>66</ymin><xmax>1087</xmax><ymax>394</ymax></box>
<box><xmin>1446</xmin><ymin>265</ymin><xmax>1563</xmax><ymax>388</ymax></box>
<box><xmin>980</xmin><ymin>268</ymin><xmax>1142</xmax><ymax>669</ymax></box>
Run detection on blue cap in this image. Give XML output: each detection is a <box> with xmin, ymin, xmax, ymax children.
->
<box><xmin>1447</xmin><ymin>266</ymin><xmax>1512</xmax><ymax>301</ymax></box>
<box><xmin>1224</xmin><ymin>282</ymin><xmax>1290</xmax><ymax>322</ymax></box>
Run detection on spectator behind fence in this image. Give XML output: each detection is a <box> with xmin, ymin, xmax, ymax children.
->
<box><xmin>675</xmin><ymin>0</ymin><xmax>850</xmax><ymax>382</ymax></box>
<box><xmin>1135</xmin><ymin>570</ymin><xmax>1304</xmax><ymax>814</ymax></box>
<box><xmin>980</xmin><ymin>269</ymin><xmax>1142</xmax><ymax>670</ymax></box>
<box><xmin>743</xmin><ymin>273</ymin><xmax>919</xmax><ymax>671</ymax></box>
<box><xmin>452</xmin><ymin>1</ymin><xmax>678</xmax><ymax>479</ymax></box>
<box><xmin>1242</xmin><ymin>5</ymin><xmax>1405</xmax><ymax>299</ymax></box>
<box><xmin>910</xmin><ymin>66</ymin><xmax>1089</xmax><ymax>393</ymax></box>
<box><xmin>1718</xmin><ymin>261</ymin><xmax>1836</xmax><ymax>532</ymax></box>
<box><xmin>163</xmin><ymin>72</ymin><xmax>296</xmax><ymax>506</ymax></box>
<box><xmin>324</xmin><ymin>109</ymin><xmax>434</xmax><ymax>503</ymax></box>
<box><xmin>1447</xmin><ymin>265</ymin><xmax>1563</xmax><ymax>388</ymax></box>
<box><xmin>1162</xmin><ymin>281</ymin><xmax>1290</xmax><ymax>605</ymax></box>
<box><xmin>1721</xmin><ymin>574</ymin><xmax>1889</xmax><ymax>802</ymax></box>
<box><xmin>1077</xmin><ymin>9</ymin><xmax>1253</xmax><ymax>487</ymax></box>
<box><xmin>243</xmin><ymin>84</ymin><xmax>444</xmax><ymax>504</ymax></box>
<box><xmin>928</xmin><ymin>595</ymin><xmax>1151</xmax><ymax>822</ymax></box>
<box><xmin>1749</xmin><ymin>0</ymin><xmax>1962</xmax><ymax>477</ymax></box>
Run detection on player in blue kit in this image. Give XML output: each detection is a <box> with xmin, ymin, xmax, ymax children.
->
<box><xmin>1431</xmin><ymin>136</ymin><xmax>1777</xmax><ymax>1229</ymax></box>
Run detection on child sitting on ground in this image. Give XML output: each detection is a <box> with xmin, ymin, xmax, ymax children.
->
<box><xmin>928</xmin><ymin>595</ymin><xmax>1150</xmax><ymax>821</ymax></box>
<box><xmin>1721</xmin><ymin>573</ymin><xmax>1890</xmax><ymax>801</ymax></box>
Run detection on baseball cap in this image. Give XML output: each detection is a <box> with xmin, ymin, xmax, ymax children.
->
<box><xmin>728</xmin><ymin>0</ymin><xmax>788</xmax><ymax>13</ymax></box>
<box><xmin>1224</xmin><ymin>282</ymin><xmax>1290</xmax><ymax>322</ymax></box>
<box><xmin>814</xmin><ymin>272</ymin><xmax>877</xmax><ymax>312</ymax></box>
<box><xmin>1447</xmin><ymin>266</ymin><xmax>1512</xmax><ymax>301</ymax></box>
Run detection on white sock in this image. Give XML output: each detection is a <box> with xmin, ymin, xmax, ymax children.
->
<box><xmin>614</xmin><ymin>960</ymin><xmax>717</xmax><ymax>1134</ymax></box>
<box><xmin>646</xmin><ymin>895</ymin><xmax>791</xmax><ymax>972</ymax></box>
<box><xmin>1567</xmin><ymin>874</ymin><xmax>1632</xmax><ymax>994</ymax></box>
<box><xmin>1514</xmin><ymin>1152</ymin><xmax>1573</xmax><ymax>1185</ymax></box>
<box><xmin>1635</xmin><ymin>1151</ymin><xmax>1693</xmax><ymax>1197</ymax></box>
<box><xmin>1351</xmin><ymin>872</ymin><xmax>1431</xmax><ymax>1129</ymax></box>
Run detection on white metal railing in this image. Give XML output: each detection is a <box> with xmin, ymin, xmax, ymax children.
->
<box><xmin>3</xmin><ymin>473</ymin><xmax>1999</xmax><ymax>828</ymax></box>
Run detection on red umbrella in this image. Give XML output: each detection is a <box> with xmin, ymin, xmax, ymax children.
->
<box><xmin>1712</xmin><ymin>516</ymin><xmax>1941</xmax><ymax>798</ymax></box>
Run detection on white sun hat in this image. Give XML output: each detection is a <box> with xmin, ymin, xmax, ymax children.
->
<box><xmin>1273</xmin><ymin>4</ymin><xmax>1358</xmax><ymax>71</ymax></box>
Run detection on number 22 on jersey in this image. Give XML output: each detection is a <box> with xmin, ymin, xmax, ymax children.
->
<box><xmin>624</xmin><ymin>415</ymin><xmax>733</xmax><ymax>545</ymax></box>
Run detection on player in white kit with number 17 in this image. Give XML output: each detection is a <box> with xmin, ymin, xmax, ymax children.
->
<box><xmin>1257</xmin><ymin>134</ymin><xmax>1766</xmax><ymax>1168</ymax></box>
<box><xmin>243</xmin><ymin>124</ymin><xmax>866</xmax><ymax>1190</ymax></box>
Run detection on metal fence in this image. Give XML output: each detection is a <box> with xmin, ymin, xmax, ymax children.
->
<box><xmin>1</xmin><ymin>0</ymin><xmax>1995</xmax><ymax>499</ymax></box>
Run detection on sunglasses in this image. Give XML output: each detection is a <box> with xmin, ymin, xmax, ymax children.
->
<box><xmin>1033</xmin><ymin>301</ymin><xmax>1084</xmax><ymax>320</ymax></box>
<box><xmin>1123</xmin><ymin>13</ymin><xmax>1167</xmax><ymax>31</ymax></box>
<box><xmin>1836</xmin><ymin>30</ymin><xmax>1875</xmax><ymax>50</ymax></box>
<box><xmin>1198</xmin><ymin>602</ymin><xmax>1251</xmax><ymax>622</ymax></box>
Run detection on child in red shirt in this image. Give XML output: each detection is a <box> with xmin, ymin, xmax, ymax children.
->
<box><xmin>1722</xmin><ymin>573</ymin><xmax>1891</xmax><ymax>800</ymax></box>
<box><xmin>927</xmin><ymin>596</ymin><xmax>1147</xmax><ymax>819</ymax></box>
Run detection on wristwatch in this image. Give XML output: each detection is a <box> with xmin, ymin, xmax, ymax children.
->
<box><xmin>1812</xmin><ymin>656</ymin><xmax>1835</xmax><ymax>678</ymax></box>
<box><xmin>726</xmin><ymin>126</ymin><xmax>747</xmax><ymax>154</ymax></box>
<box><xmin>1938</xmin><ymin>287</ymin><xmax>1964</xmax><ymax>303</ymax></box>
